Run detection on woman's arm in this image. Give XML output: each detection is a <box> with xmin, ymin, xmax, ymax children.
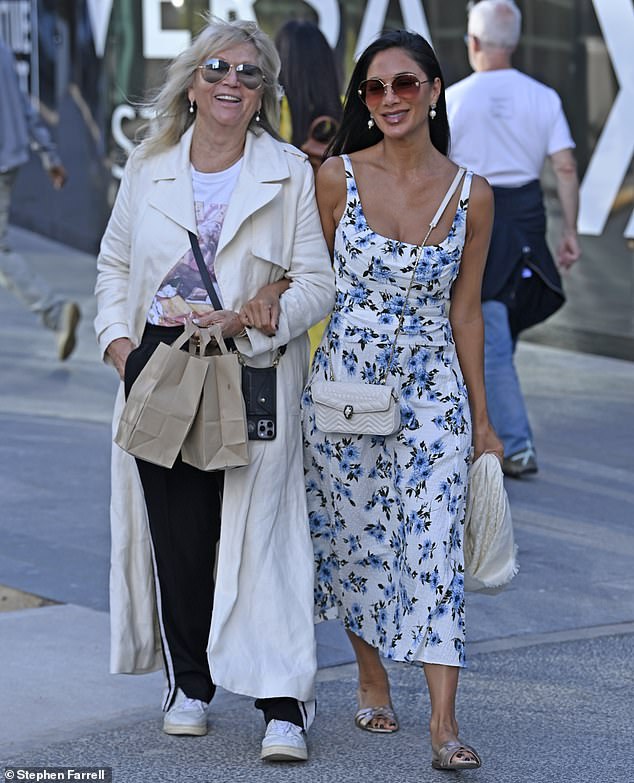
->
<box><xmin>94</xmin><ymin>150</ymin><xmax>138</xmax><ymax>375</ymax></box>
<box><xmin>235</xmin><ymin>156</ymin><xmax>336</xmax><ymax>357</ymax></box>
<box><xmin>449</xmin><ymin>175</ymin><xmax>503</xmax><ymax>461</ymax></box>
<box><xmin>238</xmin><ymin>277</ymin><xmax>291</xmax><ymax>336</ymax></box>
<box><xmin>315</xmin><ymin>155</ymin><xmax>347</xmax><ymax>257</ymax></box>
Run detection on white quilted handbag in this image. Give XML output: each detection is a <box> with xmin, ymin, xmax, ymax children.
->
<box><xmin>312</xmin><ymin>380</ymin><xmax>400</xmax><ymax>436</ymax></box>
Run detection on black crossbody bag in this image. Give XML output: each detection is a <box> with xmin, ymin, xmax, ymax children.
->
<box><xmin>188</xmin><ymin>231</ymin><xmax>284</xmax><ymax>440</ymax></box>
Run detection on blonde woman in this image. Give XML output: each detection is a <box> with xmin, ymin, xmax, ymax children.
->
<box><xmin>95</xmin><ymin>17</ymin><xmax>333</xmax><ymax>762</ymax></box>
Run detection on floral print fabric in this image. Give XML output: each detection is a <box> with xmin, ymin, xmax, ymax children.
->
<box><xmin>302</xmin><ymin>156</ymin><xmax>474</xmax><ymax>667</ymax></box>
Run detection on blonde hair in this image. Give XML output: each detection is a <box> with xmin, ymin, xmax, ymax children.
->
<box><xmin>139</xmin><ymin>16</ymin><xmax>281</xmax><ymax>157</ymax></box>
<box><xmin>468</xmin><ymin>0</ymin><xmax>521</xmax><ymax>50</ymax></box>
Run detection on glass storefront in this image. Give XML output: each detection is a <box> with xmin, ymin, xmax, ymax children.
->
<box><xmin>3</xmin><ymin>0</ymin><xmax>632</xmax><ymax>356</ymax></box>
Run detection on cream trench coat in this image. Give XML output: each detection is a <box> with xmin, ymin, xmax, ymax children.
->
<box><xmin>94</xmin><ymin>125</ymin><xmax>334</xmax><ymax>707</ymax></box>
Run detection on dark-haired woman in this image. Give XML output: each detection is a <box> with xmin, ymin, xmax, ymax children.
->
<box><xmin>302</xmin><ymin>30</ymin><xmax>502</xmax><ymax>771</ymax></box>
<box><xmin>275</xmin><ymin>20</ymin><xmax>342</xmax><ymax>357</ymax></box>
<box><xmin>275</xmin><ymin>19</ymin><xmax>342</xmax><ymax>167</ymax></box>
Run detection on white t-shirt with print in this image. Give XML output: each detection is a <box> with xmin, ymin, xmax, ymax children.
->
<box><xmin>147</xmin><ymin>158</ymin><xmax>242</xmax><ymax>325</ymax></box>
<box><xmin>446</xmin><ymin>68</ymin><xmax>574</xmax><ymax>187</ymax></box>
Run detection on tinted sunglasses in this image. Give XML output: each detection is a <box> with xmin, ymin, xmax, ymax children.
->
<box><xmin>198</xmin><ymin>58</ymin><xmax>265</xmax><ymax>90</ymax></box>
<box><xmin>358</xmin><ymin>73</ymin><xmax>429</xmax><ymax>106</ymax></box>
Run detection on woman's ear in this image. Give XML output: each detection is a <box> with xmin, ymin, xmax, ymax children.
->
<box><xmin>432</xmin><ymin>76</ymin><xmax>442</xmax><ymax>105</ymax></box>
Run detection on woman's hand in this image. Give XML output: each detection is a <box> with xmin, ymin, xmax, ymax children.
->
<box><xmin>239</xmin><ymin>279</ymin><xmax>290</xmax><ymax>336</ymax></box>
<box><xmin>192</xmin><ymin>310</ymin><xmax>245</xmax><ymax>338</ymax></box>
<box><xmin>107</xmin><ymin>337</ymin><xmax>135</xmax><ymax>381</ymax></box>
<box><xmin>472</xmin><ymin>421</ymin><xmax>504</xmax><ymax>463</ymax></box>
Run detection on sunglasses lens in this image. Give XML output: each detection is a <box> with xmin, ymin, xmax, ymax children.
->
<box><xmin>392</xmin><ymin>74</ymin><xmax>420</xmax><ymax>98</ymax></box>
<box><xmin>236</xmin><ymin>63</ymin><xmax>264</xmax><ymax>89</ymax></box>
<box><xmin>360</xmin><ymin>79</ymin><xmax>385</xmax><ymax>104</ymax></box>
<box><xmin>200</xmin><ymin>60</ymin><xmax>263</xmax><ymax>89</ymax></box>
<box><xmin>200</xmin><ymin>59</ymin><xmax>230</xmax><ymax>83</ymax></box>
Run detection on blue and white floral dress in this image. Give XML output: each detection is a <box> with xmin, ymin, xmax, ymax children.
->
<box><xmin>302</xmin><ymin>155</ymin><xmax>474</xmax><ymax>667</ymax></box>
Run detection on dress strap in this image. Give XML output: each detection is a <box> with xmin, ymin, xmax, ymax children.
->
<box><xmin>339</xmin><ymin>154</ymin><xmax>357</xmax><ymax>203</ymax></box>
<box><xmin>430</xmin><ymin>168</ymin><xmax>466</xmax><ymax>228</ymax></box>
<box><xmin>459</xmin><ymin>170</ymin><xmax>474</xmax><ymax>205</ymax></box>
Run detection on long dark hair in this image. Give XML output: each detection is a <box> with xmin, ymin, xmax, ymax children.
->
<box><xmin>275</xmin><ymin>20</ymin><xmax>342</xmax><ymax>148</ymax></box>
<box><xmin>327</xmin><ymin>29</ymin><xmax>449</xmax><ymax>157</ymax></box>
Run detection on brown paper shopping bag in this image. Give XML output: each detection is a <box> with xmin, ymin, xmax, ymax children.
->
<box><xmin>181</xmin><ymin>325</ymin><xmax>249</xmax><ymax>471</ymax></box>
<box><xmin>115</xmin><ymin>322</ymin><xmax>207</xmax><ymax>468</ymax></box>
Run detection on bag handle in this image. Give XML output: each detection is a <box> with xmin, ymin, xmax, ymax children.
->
<box><xmin>188</xmin><ymin>231</ymin><xmax>236</xmax><ymax>352</ymax></box>
<box><xmin>188</xmin><ymin>230</ymin><xmax>285</xmax><ymax>365</ymax></box>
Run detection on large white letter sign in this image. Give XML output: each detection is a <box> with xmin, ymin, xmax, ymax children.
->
<box><xmin>209</xmin><ymin>1</ymin><xmax>257</xmax><ymax>21</ymax></box>
<box><xmin>302</xmin><ymin>0</ymin><xmax>340</xmax><ymax>48</ymax></box>
<box><xmin>86</xmin><ymin>0</ymin><xmax>113</xmax><ymax>58</ymax></box>
<box><xmin>356</xmin><ymin>0</ymin><xmax>431</xmax><ymax>59</ymax></box>
<box><xmin>578</xmin><ymin>0</ymin><xmax>634</xmax><ymax>238</ymax></box>
<box><xmin>143</xmin><ymin>0</ymin><xmax>190</xmax><ymax>60</ymax></box>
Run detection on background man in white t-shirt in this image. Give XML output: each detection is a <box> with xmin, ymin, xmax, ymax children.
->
<box><xmin>446</xmin><ymin>0</ymin><xmax>580</xmax><ymax>478</ymax></box>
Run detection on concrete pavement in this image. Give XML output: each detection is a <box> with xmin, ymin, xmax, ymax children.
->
<box><xmin>1</xmin><ymin>226</ymin><xmax>633</xmax><ymax>781</ymax></box>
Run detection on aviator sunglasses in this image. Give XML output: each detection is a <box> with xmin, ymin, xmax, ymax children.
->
<box><xmin>358</xmin><ymin>73</ymin><xmax>430</xmax><ymax>106</ymax></box>
<box><xmin>198</xmin><ymin>58</ymin><xmax>266</xmax><ymax>90</ymax></box>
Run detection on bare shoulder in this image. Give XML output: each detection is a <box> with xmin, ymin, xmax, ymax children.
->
<box><xmin>468</xmin><ymin>173</ymin><xmax>493</xmax><ymax>208</ymax></box>
<box><xmin>317</xmin><ymin>155</ymin><xmax>345</xmax><ymax>184</ymax></box>
<box><xmin>316</xmin><ymin>155</ymin><xmax>346</xmax><ymax>199</ymax></box>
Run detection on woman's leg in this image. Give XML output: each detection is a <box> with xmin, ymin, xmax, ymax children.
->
<box><xmin>254</xmin><ymin>698</ymin><xmax>304</xmax><ymax>728</ymax></box>
<box><xmin>347</xmin><ymin>630</ymin><xmax>398</xmax><ymax>731</ymax></box>
<box><xmin>125</xmin><ymin>333</ymin><xmax>222</xmax><ymax>706</ymax></box>
<box><xmin>424</xmin><ymin>663</ymin><xmax>478</xmax><ymax>764</ymax></box>
<box><xmin>137</xmin><ymin>455</ymin><xmax>222</xmax><ymax>705</ymax></box>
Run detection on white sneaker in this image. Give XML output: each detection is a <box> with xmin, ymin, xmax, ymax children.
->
<box><xmin>162</xmin><ymin>688</ymin><xmax>208</xmax><ymax>736</ymax></box>
<box><xmin>260</xmin><ymin>719</ymin><xmax>308</xmax><ymax>762</ymax></box>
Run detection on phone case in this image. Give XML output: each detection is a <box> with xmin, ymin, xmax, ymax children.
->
<box><xmin>241</xmin><ymin>364</ymin><xmax>277</xmax><ymax>440</ymax></box>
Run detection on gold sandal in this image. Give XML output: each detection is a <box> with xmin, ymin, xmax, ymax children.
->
<box><xmin>354</xmin><ymin>705</ymin><xmax>399</xmax><ymax>733</ymax></box>
<box><xmin>431</xmin><ymin>740</ymin><xmax>481</xmax><ymax>770</ymax></box>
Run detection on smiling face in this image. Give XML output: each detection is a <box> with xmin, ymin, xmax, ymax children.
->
<box><xmin>364</xmin><ymin>47</ymin><xmax>441</xmax><ymax>140</ymax></box>
<box><xmin>188</xmin><ymin>41</ymin><xmax>263</xmax><ymax>137</ymax></box>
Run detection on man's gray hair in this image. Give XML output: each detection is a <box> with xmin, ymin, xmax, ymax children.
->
<box><xmin>468</xmin><ymin>0</ymin><xmax>522</xmax><ymax>49</ymax></box>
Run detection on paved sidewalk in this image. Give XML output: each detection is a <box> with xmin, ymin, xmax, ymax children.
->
<box><xmin>1</xmin><ymin>227</ymin><xmax>633</xmax><ymax>781</ymax></box>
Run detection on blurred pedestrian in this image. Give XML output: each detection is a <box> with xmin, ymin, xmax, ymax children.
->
<box><xmin>446</xmin><ymin>0</ymin><xmax>580</xmax><ymax>477</ymax></box>
<box><xmin>303</xmin><ymin>29</ymin><xmax>501</xmax><ymax>771</ymax></box>
<box><xmin>0</xmin><ymin>38</ymin><xmax>80</xmax><ymax>360</ymax></box>
<box><xmin>275</xmin><ymin>19</ymin><xmax>342</xmax><ymax>356</ymax></box>
<box><xmin>275</xmin><ymin>19</ymin><xmax>342</xmax><ymax>174</ymax></box>
<box><xmin>95</xmin><ymin>17</ymin><xmax>333</xmax><ymax>762</ymax></box>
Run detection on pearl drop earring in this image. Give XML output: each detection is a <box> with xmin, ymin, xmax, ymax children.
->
<box><xmin>367</xmin><ymin>116</ymin><xmax>375</xmax><ymax>130</ymax></box>
<box><xmin>429</xmin><ymin>103</ymin><xmax>437</xmax><ymax>120</ymax></box>
<box><xmin>189</xmin><ymin>100</ymin><xmax>196</xmax><ymax>115</ymax></box>
<box><xmin>255</xmin><ymin>110</ymin><xmax>261</xmax><ymax>123</ymax></box>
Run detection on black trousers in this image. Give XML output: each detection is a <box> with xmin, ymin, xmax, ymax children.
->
<box><xmin>125</xmin><ymin>324</ymin><xmax>303</xmax><ymax>727</ymax></box>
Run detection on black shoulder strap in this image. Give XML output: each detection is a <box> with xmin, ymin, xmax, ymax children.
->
<box><xmin>188</xmin><ymin>231</ymin><xmax>224</xmax><ymax>312</ymax></box>
<box><xmin>188</xmin><ymin>230</ymin><xmax>287</xmax><ymax>362</ymax></box>
<box><xmin>188</xmin><ymin>231</ymin><xmax>238</xmax><ymax>352</ymax></box>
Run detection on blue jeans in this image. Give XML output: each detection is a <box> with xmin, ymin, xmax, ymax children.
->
<box><xmin>482</xmin><ymin>300</ymin><xmax>534</xmax><ymax>457</ymax></box>
<box><xmin>0</xmin><ymin>169</ymin><xmax>65</xmax><ymax>330</ymax></box>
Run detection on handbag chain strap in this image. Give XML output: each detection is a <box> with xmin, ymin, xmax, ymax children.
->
<box><xmin>328</xmin><ymin>167</ymin><xmax>466</xmax><ymax>383</ymax></box>
<box><xmin>188</xmin><ymin>231</ymin><xmax>285</xmax><ymax>365</ymax></box>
